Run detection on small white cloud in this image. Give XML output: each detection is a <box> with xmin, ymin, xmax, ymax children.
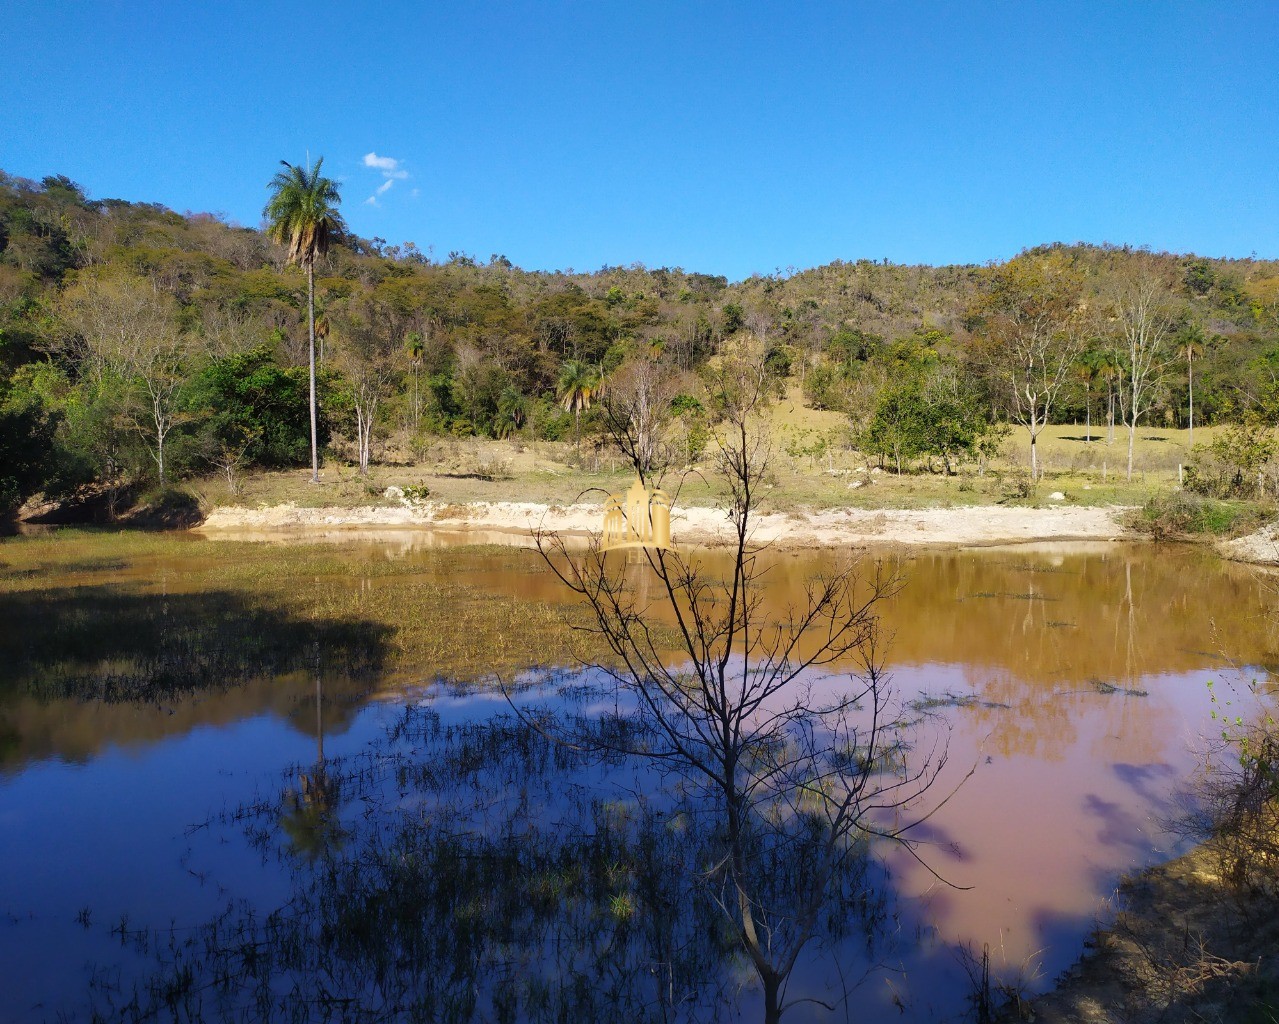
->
<box><xmin>363</xmin><ymin>152</ymin><xmax>409</xmax><ymax>204</ymax></box>
<box><xmin>410</xmin><ymin>187</ymin><xmax>420</xmax><ymax>198</ymax></box>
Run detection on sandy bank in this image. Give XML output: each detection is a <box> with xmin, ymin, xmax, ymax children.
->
<box><xmin>195</xmin><ymin>500</ymin><xmax>1134</xmax><ymax>549</ymax></box>
<box><xmin>1218</xmin><ymin>522</ymin><xmax>1279</xmax><ymax>566</ymax></box>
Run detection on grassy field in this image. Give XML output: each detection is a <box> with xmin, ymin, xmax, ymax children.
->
<box><xmin>188</xmin><ymin>390</ymin><xmax>1225</xmax><ymax>516</ymax></box>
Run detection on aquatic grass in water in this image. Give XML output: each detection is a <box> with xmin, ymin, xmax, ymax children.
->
<box><xmin>86</xmin><ymin>683</ymin><xmax>894</xmax><ymax>1024</ymax></box>
<box><xmin>0</xmin><ymin>584</ymin><xmax>391</xmax><ymax>703</ymax></box>
<box><xmin>0</xmin><ymin>531</ymin><xmax>602</xmax><ymax>697</ymax></box>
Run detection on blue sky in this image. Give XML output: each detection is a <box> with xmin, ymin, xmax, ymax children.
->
<box><xmin>5</xmin><ymin>1</ymin><xmax>1278</xmax><ymax>280</ymax></box>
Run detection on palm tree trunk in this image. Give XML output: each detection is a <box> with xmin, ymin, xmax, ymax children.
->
<box><xmin>1187</xmin><ymin>355</ymin><xmax>1194</xmax><ymax>448</ymax></box>
<box><xmin>307</xmin><ymin>262</ymin><xmax>319</xmax><ymax>484</ymax></box>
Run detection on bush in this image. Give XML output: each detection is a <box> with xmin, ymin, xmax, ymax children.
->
<box><xmin>1128</xmin><ymin>491</ymin><xmax>1261</xmax><ymax>539</ymax></box>
<box><xmin>1186</xmin><ymin>423</ymin><xmax>1279</xmax><ymax>499</ymax></box>
<box><xmin>185</xmin><ymin>347</ymin><xmax>330</xmax><ymax>470</ymax></box>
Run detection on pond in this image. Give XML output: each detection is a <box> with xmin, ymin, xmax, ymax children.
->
<box><xmin>0</xmin><ymin>531</ymin><xmax>1273</xmax><ymax>1022</ymax></box>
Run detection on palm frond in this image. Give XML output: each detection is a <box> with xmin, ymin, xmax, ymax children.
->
<box><xmin>263</xmin><ymin>156</ymin><xmax>346</xmax><ymax>268</ymax></box>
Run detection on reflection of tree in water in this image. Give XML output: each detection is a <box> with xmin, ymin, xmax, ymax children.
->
<box><xmin>0</xmin><ymin>585</ymin><xmax>390</xmax><ymax>703</ymax></box>
<box><xmin>877</xmin><ymin>549</ymin><xmax>1279</xmax><ymax>688</ymax></box>
<box><xmin>280</xmin><ymin>673</ymin><xmax>346</xmax><ymax>859</ymax></box>
<box><xmin>94</xmin><ymin>686</ymin><xmax>897</xmax><ymax>1023</ymax></box>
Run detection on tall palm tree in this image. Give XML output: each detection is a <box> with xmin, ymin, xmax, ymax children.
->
<box><xmin>1097</xmin><ymin>346</ymin><xmax>1123</xmax><ymax>447</ymax></box>
<box><xmin>1072</xmin><ymin>347</ymin><xmax>1104</xmax><ymax>443</ymax></box>
<box><xmin>264</xmin><ymin>158</ymin><xmax>346</xmax><ymax>483</ymax></box>
<box><xmin>558</xmin><ymin>359</ymin><xmax>602</xmax><ymax>454</ymax></box>
<box><xmin>405</xmin><ymin>331</ymin><xmax>425</xmax><ymax>436</ymax></box>
<box><xmin>1180</xmin><ymin>325</ymin><xmax>1206</xmax><ymax>447</ymax></box>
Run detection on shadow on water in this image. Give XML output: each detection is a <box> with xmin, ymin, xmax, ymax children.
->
<box><xmin>0</xmin><ymin>584</ymin><xmax>392</xmax><ymax>769</ymax></box>
<box><xmin>0</xmin><ymin>585</ymin><xmax>391</xmax><ymax>704</ymax></box>
<box><xmin>83</xmin><ymin>680</ymin><xmax>912</xmax><ymax>1024</ymax></box>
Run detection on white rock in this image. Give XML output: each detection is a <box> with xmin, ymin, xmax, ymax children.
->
<box><xmin>383</xmin><ymin>486</ymin><xmax>404</xmax><ymax>500</ymax></box>
<box><xmin>1048</xmin><ymin>491</ymin><xmax>1066</xmax><ymax>501</ymax></box>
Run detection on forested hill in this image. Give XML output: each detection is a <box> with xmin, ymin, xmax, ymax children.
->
<box><xmin>2</xmin><ymin>168</ymin><xmax>1278</xmax><ymax>512</ymax></box>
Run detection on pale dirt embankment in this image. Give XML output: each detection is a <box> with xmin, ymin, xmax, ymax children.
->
<box><xmin>195</xmin><ymin>500</ymin><xmax>1134</xmax><ymax>549</ymax></box>
<box><xmin>1218</xmin><ymin>523</ymin><xmax>1279</xmax><ymax>566</ymax></box>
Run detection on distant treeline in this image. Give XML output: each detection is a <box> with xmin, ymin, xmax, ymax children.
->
<box><xmin>2</xmin><ymin>168</ymin><xmax>1278</xmax><ymax>510</ymax></box>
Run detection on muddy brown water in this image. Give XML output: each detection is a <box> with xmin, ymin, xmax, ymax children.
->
<box><xmin>0</xmin><ymin>532</ymin><xmax>1273</xmax><ymax>1021</ymax></box>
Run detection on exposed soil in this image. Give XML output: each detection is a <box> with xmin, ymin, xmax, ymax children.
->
<box><xmin>1001</xmin><ymin>841</ymin><xmax>1279</xmax><ymax>1023</ymax></box>
<box><xmin>1220</xmin><ymin>524</ymin><xmax>1279</xmax><ymax>567</ymax></box>
<box><xmin>195</xmin><ymin>499</ymin><xmax>1135</xmax><ymax>550</ymax></box>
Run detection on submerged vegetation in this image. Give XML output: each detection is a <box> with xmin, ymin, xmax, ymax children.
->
<box><xmin>85</xmin><ymin>686</ymin><xmax>895</xmax><ymax>1024</ymax></box>
<box><xmin>0</xmin><ymin>531</ymin><xmax>597</xmax><ymax>698</ymax></box>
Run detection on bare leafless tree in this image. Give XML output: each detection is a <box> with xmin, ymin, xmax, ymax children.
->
<box><xmin>59</xmin><ymin>270</ymin><xmax>192</xmax><ymax>484</ymax></box>
<box><xmin>538</xmin><ymin>349</ymin><xmax>953</xmax><ymax>1023</ymax></box>
<box><xmin>333</xmin><ymin>294</ymin><xmax>405</xmax><ymax>475</ymax></box>
<box><xmin>598</xmin><ymin>357</ymin><xmax>685</xmax><ymax>478</ymax></box>
<box><xmin>972</xmin><ymin>251</ymin><xmax>1085</xmax><ymax>481</ymax></box>
<box><xmin>1106</xmin><ymin>255</ymin><xmax>1182</xmax><ymax>481</ymax></box>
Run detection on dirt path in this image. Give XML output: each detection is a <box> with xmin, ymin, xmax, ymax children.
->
<box><xmin>195</xmin><ymin>500</ymin><xmax>1135</xmax><ymax>549</ymax></box>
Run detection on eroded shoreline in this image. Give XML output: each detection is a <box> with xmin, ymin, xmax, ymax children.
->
<box><xmin>195</xmin><ymin>500</ymin><xmax>1137</xmax><ymax>549</ymax></box>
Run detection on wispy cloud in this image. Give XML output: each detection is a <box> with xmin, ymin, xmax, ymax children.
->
<box><xmin>363</xmin><ymin>151</ymin><xmax>410</xmax><ymax>205</ymax></box>
<box><xmin>364</xmin><ymin>152</ymin><xmax>409</xmax><ymax>179</ymax></box>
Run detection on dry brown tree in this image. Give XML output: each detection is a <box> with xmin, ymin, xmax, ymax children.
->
<box><xmin>537</xmin><ymin>349</ymin><xmax>955</xmax><ymax>1023</ymax></box>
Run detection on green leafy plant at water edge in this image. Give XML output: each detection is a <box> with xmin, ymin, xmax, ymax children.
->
<box><xmin>1128</xmin><ymin>491</ymin><xmax>1261</xmax><ymax>539</ymax></box>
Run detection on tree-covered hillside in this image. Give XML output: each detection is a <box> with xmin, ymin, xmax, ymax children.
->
<box><xmin>3</xmin><ymin>168</ymin><xmax>1278</xmax><ymax>513</ymax></box>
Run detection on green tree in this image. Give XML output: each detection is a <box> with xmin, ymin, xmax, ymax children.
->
<box><xmin>186</xmin><ymin>346</ymin><xmax>321</xmax><ymax>470</ymax></box>
<box><xmin>1072</xmin><ymin>346</ymin><xmax>1106</xmax><ymax>443</ymax></box>
<box><xmin>557</xmin><ymin>358</ymin><xmax>602</xmax><ymax>453</ymax></box>
<box><xmin>0</xmin><ymin>369</ymin><xmax>58</xmax><ymax>513</ymax></box>
<box><xmin>263</xmin><ymin>158</ymin><xmax>346</xmax><ymax>483</ymax></box>
<box><xmin>493</xmin><ymin>385</ymin><xmax>527</xmax><ymax>439</ymax></box>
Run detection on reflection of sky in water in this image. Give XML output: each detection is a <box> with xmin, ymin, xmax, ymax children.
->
<box><xmin>0</xmin><ymin>542</ymin><xmax>1271</xmax><ymax>1022</ymax></box>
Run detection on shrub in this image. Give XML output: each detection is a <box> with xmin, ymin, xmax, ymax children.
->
<box><xmin>1128</xmin><ymin>491</ymin><xmax>1261</xmax><ymax>539</ymax></box>
<box><xmin>1186</xmin><ymin>423</ymin><xmax>1279</xmax><ymax>499</ymax></box>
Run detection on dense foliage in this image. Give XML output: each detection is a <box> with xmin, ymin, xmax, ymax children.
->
<box><xmin>3</xmin><ymin>167</ymin><xmax>1279</xmax><ymax>513</ymax></box>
